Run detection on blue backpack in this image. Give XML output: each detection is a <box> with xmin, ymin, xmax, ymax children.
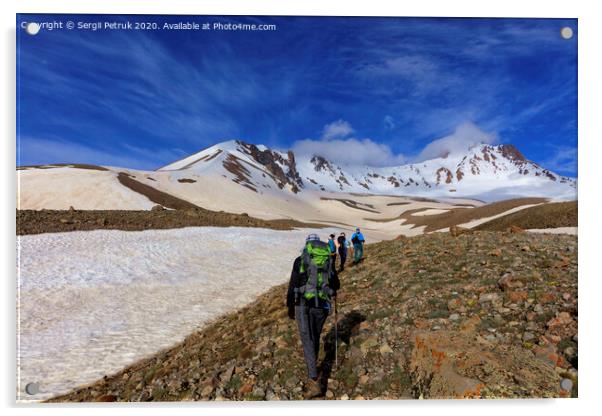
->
<box><xmin>328</xmin><ymin>239</ymin><xmax>336</xmax><ymax>253</ymax></box>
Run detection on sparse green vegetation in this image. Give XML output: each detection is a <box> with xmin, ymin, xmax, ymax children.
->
<box><xmin>49</xmin><ymin>230</ymin><xmax>577</xmax><ymax>402</ymax></box>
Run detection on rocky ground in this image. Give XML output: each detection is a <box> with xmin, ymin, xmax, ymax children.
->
<box><xmin>475</xmin><ymin>201</ymin><xmax>577</xmax><ymax>231</ymax></box>
<box><xmin>48</xmin><ymin>229</ymin><xmax>577</xmax><ymax>402</ymax></box>
<box><xmin>16</xmin><ymin>207</ymin><xmax>324</xmax><ymax>235</ymax></box>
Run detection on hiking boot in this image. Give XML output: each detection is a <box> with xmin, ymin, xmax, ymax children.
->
<box><xmin>303</xmin><ymin>378</ymin><xmax>323</xmax><ymax>399</ymax></box>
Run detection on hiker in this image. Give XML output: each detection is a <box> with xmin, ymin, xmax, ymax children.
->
<box><xmin>287</xmin><ymin>234</ymin><xmax>340</xmax><ymax>399</ymax></box>
<box><xmin>350</xmin><ymin>227</ymin><xmax>366</xmax><ymax>264</ymax></box>
<box><xmin>328</xmin><ymin>233</ymin><xmax>339</xmax><ymax>266</ymax></box>
<box><xmin>336</xmin><ymin>232</ymin><xmax>348</xmax><ymax>271</ymax></box>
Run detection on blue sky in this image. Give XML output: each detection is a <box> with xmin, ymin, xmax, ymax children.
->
<box><xmin>17</xmin><ymin>15</ymin><xmax>577</xmax><ymax>175</ymax></box>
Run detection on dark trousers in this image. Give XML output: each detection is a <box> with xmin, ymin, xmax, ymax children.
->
<box><xmin>353</xmin><ymin>243</ymin><xmax>363</xmax><ymax>263</ymax></box>
<box><xmin>295</xmin><ymin>302</ymin><xmax>328</xmax><ymax>379</ymax></box>
<box><xmin>338</xmin><ymin>249</ymin><xmax>347</xmax><ymax>270</ymax></box>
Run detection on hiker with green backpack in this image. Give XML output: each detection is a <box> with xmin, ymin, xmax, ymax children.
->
<box><xmin>286</xmin><ymin>233</ymin><xmax>341</xmax><ymax>399</ymax></box>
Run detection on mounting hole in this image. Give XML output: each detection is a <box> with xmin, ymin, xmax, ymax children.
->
<box><xmin>25</xmin><ymin>382</ymin><xmax>40</xmax><ymax>395</ymax></box>
<box><xmin>560</xmin><ymin>27</ymin><xmax>573</xmax><ymax>40</ymax></box>
<box><xmin>560</xmin><ymin>378</ymin><xmax>573</xmax><ymax>391</ymax></box>
<box><xmin>25</xmin><ymin>22</ymin><xmax>40</xmax><ymax>35</ymax></box>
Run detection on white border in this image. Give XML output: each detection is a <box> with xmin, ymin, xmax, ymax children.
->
<box><xmin>3</xmin><ymin>1</ymin><xmax>600</xmax><ymax>415</ymax></box>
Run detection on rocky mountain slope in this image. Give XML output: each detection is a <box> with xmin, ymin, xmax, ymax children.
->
<box><xmin>49</xmin><ymin>229</ymin><xmax>577</xmax><ymax>401</ymax></box>
<box><xmin>158</xmin><ymin>140</ymin><xmax>576</xmax><ymax>201</ymax></box>
<box><xmin>17</xmin><ymin>140</ymin><xmax>575</xmax><ymax>215</ymax></box>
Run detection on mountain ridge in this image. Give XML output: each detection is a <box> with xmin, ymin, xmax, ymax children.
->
<box><xmin>157</xmin><ymin>139</ymin><xmax>576</xmax><ymax>201</ymax></box>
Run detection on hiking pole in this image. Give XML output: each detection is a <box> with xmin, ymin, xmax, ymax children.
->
<box><xmin>334</xmin><ymin>296</ymin><xmax>338</xmax><ymax>370</ymax></box>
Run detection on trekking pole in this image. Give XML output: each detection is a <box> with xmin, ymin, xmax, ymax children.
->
<box><xmin>334</xmin><ymin>296</ymin><xmax>338</xmax><ymax>370</ymax></box>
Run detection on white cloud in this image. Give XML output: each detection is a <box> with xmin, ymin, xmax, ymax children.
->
<box><xmin>293</xmin><ymin>120</ymin><xmax>500</xmax><ymax>168</ymax></box>
<box><xmin>321</xmin><ymin>119</ymin><xmax>355</xmax><ymax>140</ymax></box>
<box><xmin>414</xmin><ymin>122</ymin><xmax>498</xmax><ymax>161</ymax></box>
<box><xmin>293</xmin><ymin>120</ymin><xmax>405</xmax><ymax>167</ymax></box>
<box><xmin>294</xmin><ymin>137</ymin><xmax>406</xmax><ymax>167</ymax></box>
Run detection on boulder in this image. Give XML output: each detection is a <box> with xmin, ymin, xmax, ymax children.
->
<box><xmin>497</xmin><ymin>274</ymin><xmax>524</xmax><ymax>291</ymax></box>
<box><xmin>450</xmin><ymin>225</ymin><xmax>471</xmax><ymax>237</ymax></box>
<box><xmin>410</xmin><ymin>329</ymin><xmax>561</xmax><ymax>399</ymax></box>
<box><xmin>488</xmin><ymin>248</ymin><xmax>502</xmax><ymax>257</ymax></box>
<box><xmin>546</xmin><ymin>312</ymin><xmax>577</xmax><ymax>338</ymax></box>
<box><xmin>508</xmin><ymin>225</ymin><xmax>525</xmax><ymax>233</ymax></box>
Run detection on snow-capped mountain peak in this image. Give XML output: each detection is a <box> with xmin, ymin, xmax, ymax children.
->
<box><xmin>157</xmin><ymin>140</ymin><xmax>576</xmax><ymax>201</ymax></box>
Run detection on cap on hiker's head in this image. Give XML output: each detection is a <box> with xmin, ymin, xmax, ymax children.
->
<box><xmin>329</xmin><ymin>234</ymin><xmax>335</xmax><ymax>238</ymax></box>
<box><xmin>356</xmin><ymin>228</ymin><xmax>360</xmax><ymax>232</ymax></box>
<box><xmin>306</xmin><ymin>233</ymin><xmax>320</xmax><ymax>242</ymax></box>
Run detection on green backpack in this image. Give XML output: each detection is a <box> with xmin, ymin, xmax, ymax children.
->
<box><xmin>298</xmin><ymin>240</ymin><xmax>334</xmax><ymax>306</ymax></box>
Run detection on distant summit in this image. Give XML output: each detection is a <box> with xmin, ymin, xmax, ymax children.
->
<box><xmin>158</xmin><ymin>140</ymin><xmax>576</xmax><ymax>201</ymax></box>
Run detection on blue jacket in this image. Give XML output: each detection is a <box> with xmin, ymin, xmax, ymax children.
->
<box><xmin>351</xmin><ymin>232</ymin><xmax>365</xmax><ymax>244</ymax></box>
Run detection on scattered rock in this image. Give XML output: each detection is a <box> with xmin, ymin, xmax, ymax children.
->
<box><xmin>507</xmin><ymin>291</ymin><xmax>528</xmax><ymax>303</ymax></box>
<box><xmin>200</xmin><ymin>384</ymin><xmax>214</xmax><ymax>398</ymax></box>
<box><xmin>238</xmin><ymin>383</ymin><xmax>253</xmax><ymax>395</ymax></box>
<box><xmin>360</xmin><ymin>336</ymin><xmax>379</xmax><ymax>354</ymax></box>
<box><xmin>498</xmin><ymin>274</ymin><xmax>523</xmax><ymax>291</ymax></box>
<box><xmin>509</xmin><ymin>225</ymin><xmax>525</xmax><ymax>233</ymax></box>
<box><xmin>411</xmin><ymin>330</ymin><xmax>561</xmax><ymax>399</ymax></box>
<box><xmin>479</xmin><ymin>293</ymin><xmax>499</xmax><ymax>303</ymax></box>
<box><xmin>522</xmin><ymin>332</ymin><xmax>535</xmax><ymax>342</ymax></box>
<box><xmin>450</xmin><ymin>225</ymin><xmax>471</xmax><ymax>237</ymax></box>
<box><xmin>379</xmin><ymin>343</ymin><xmax>393</xmax><ymax>354</ymax></box>
<box><xmin>46</xmin><ymin>229</ymin><xmax>576</xmax><ymax>402</ymax></box>
<box><xmin>447</xmin><ymin>298</ymin><xmax>463</xmax><ymax>310</ymax></box>
<box><xmin>539</xmin><ymin>293</ymin><xmax>557</xmax><ymax>304</ymax></box>
<box><xmin>489</xmin><ymin>248</ymin><xmax>502</xmax><ymax>257</ymax></box>
<box><xmin>546</xmin><ymin>312</ymin><xmax>576</xmax><ymax>338</ymax></box>
<box><xmin>95</xmin><ymin>394</ymin><xmax>117</xmax><ymax>402</ymax></box>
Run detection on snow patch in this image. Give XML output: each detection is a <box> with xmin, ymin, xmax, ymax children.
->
<box><xmin>527</xmin><ymin>227</ymin><xmax>577</xmax><ymax>235</ymax></box>
<box><xmin>17</xmin><ymin>226</ymin><xmax>336</xmax><ymax>401</ymax></box>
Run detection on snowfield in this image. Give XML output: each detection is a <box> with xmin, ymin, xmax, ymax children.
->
<box><xmin>17</xmin><ymin>226</ymin><xmax>335</xmax><ymax>402</ymax></box>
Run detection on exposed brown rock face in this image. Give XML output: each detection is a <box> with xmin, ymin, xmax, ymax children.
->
<box><xmin>410</xmin><ymin>329</ymin><xmax>561</xmax><ymax>399</ymax></box>
<box><xmin>436</xmin><ymin>167</ymin><xmax>453</xmax><ymax>185</ymax></box>
<box><xmin>237</xmin><ymin>141</ymin><xmax>304</xmax><ymax>193</ymax></box>
<box><xmin>455</xmin><ymin>168</ymin><xmax>464</xmax><ymax>181</ymax></box>
<box><xmin>310</xmin><ymin>155</ymin><xmax>335</xmax><ymax>175</ymax></box>
<box><xmin>222</xmin><ymin>154</ymin><xmax>258</xmax><ymax>193</ymax></box>
<box><xmin>117</xmin><ymin>173</ymin><xmax>200</xmax><ymax>210</ymax></box>
<box><xmin>499</xmin><ymin>144</ymin><xmax>526</xmax><ymax>162</ymax></box>
<box><xmin>388</xmin><ymin>176</ymin><xmax>401</xmax><ymax>187</ymax></box>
